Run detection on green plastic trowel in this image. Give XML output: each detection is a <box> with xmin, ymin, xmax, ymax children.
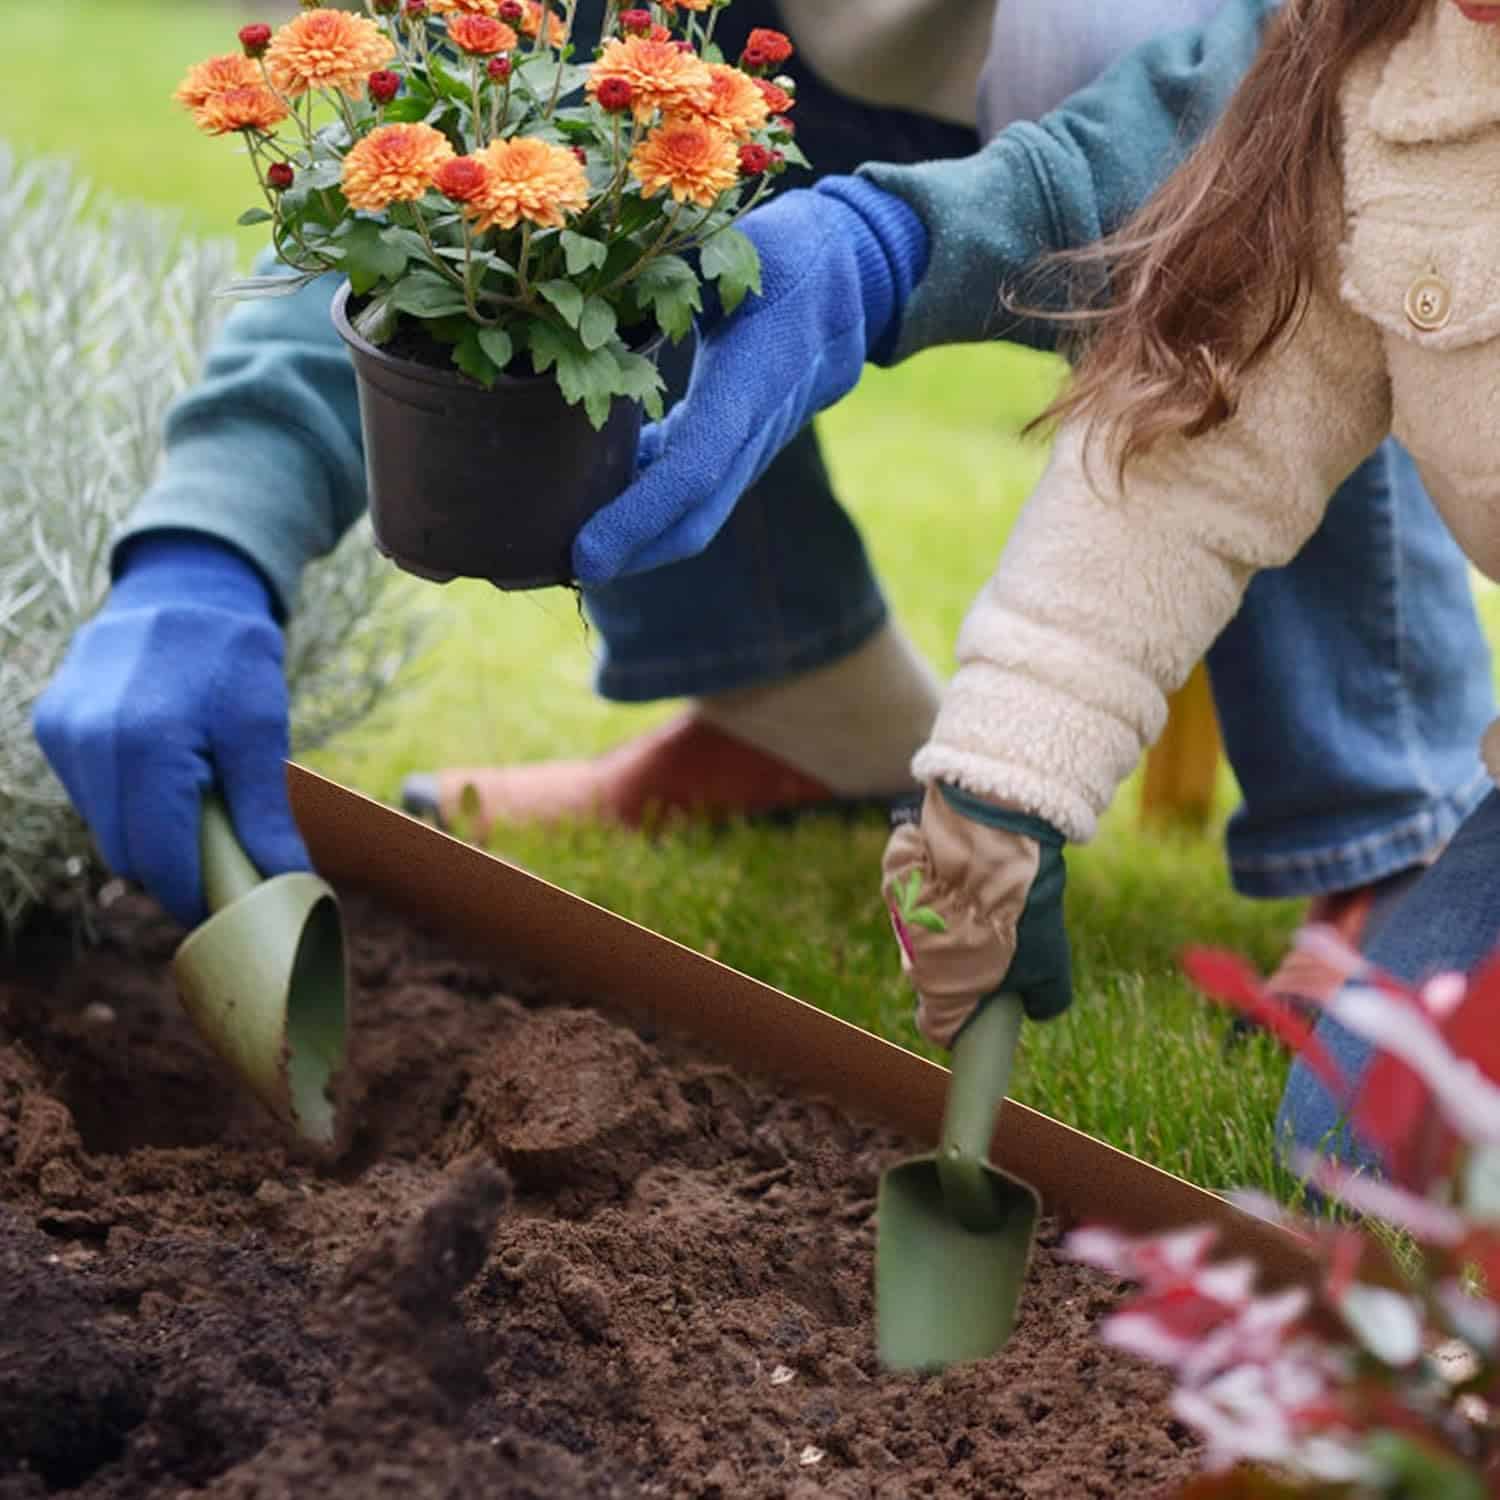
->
<box><xmin>171</xmin><ymin>796</ymin><xmax>349</xmax><ymax>1148</ymax></box>
<box><xmin>876</xmin><ymin>991</ymin><xmax>1040</xmax><ymax>1371</ymax></box>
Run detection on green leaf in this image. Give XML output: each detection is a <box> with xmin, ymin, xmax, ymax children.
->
<box><xmin>578</xmin><ymin>296</ymin><xmax>617</xmax><ymax>352</ymax></box>
<box><xmin>337</xmin><ymin>220</ymin><xmax>410</xmax><ymax>296</ymax></box>
<box><xmin>614</xmin><ymin>349</ymin><xmax>665</xmax><ymax>421</ymax></box>
<box><xmin>529</xmin><ymin>321</ymin><xmax>622</xmax><ymax>431</ymax></box>
<box><xmin>560</xmin><ymin>230</ymin><xmax>609</xmax><ymax>276</ymax></box>
<box><xmin>388</xmin><ymin>271</ymin><xmax>472</xmax><ymax>319</ymax></box>
<box><xmin>476</xmin><ymin>326</ymin><xmax>514</xmax><ymax>372</ymax></box>
<box><xmin>453</xmin><ymin>325</ymin><xmax>500</xmax><ymax>389</ymax></box>
<box><xmin>1362</xmin><ymin>1432</ymin><xmax>1486</xmax><ymax>1500</ymax></box>
<box><xmin>633</xmin><ymin>254</ymin><xmax>701</xmax><ymax>342</ymax></box>
<box><xmin>699</xmin><ymin>227</ymin><xmax>762</xmax><ymax>316</ymax></box>
<box><xmin>434</xmin><ymin>247</ymin><xmax>516</xmax><ymax>279</ymax></box>
<box><xmin>427</xmin><ymin>59</ymin><xmax>472</xmax><ymax>101</ymax></box>
<box><xmin>381</xmin><ymin>226</ymin><xmax>432</xmax><ymax>262</ymax></box>
<box><xmin>910</xmin><ymin>909</ymin><xmax>948</xmax><ymax>934</ymax></box>
<box><xmin>377</xmin><ymin>95</ymin><xmax>435</xmax><ymax>124</ymax></box>
<box><xmin>538</xmin><ymin>279</ymin><xmax>585</xmax><ymax>328</ymax></box>
<box><xmin>777</xmin><ymin>139</ymin><xmax>811</xmax><ymax>171</ymax></box>
<box><xmin>237</xmin><ymin>207</ymin><xmax>273</xmax><ymax>227</ymax></box>
<box><xmin>521</xmin><ymin>59</ymin><xmax>591</xmax><ymax>103</ymax></box>
<box><xmin>300</xmin><ymin>159</ymin><xmax>345</xmax><ymax>192</ymax></box>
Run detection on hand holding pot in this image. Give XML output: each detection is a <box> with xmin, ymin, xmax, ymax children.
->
<box><xmin>33</xmin><ymin>532</ymin><xmax>310</xmax><ymax>928</ymax></box>
<box><xmin>882</xmin><ymin>784</ymin><xmax>1073</xmax><ymax>1048</ymax></box>
<box><xmin>571</xmin><ymin>177</ymin><xmax>931</xmax><ymax>584</ymax></box>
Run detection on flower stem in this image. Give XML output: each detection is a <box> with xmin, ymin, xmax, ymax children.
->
<box><xmin>516</xmin><ymin>220</ymin><xmax>534</xmax><ymax>300</ymax></box>
<box><xmin>598</xmin><ymin>198</ymin><xmax>682</xmax><ymax>296</ymax></box>
<box><xmin>413</xmin><ymin>202</ymin><xmax>472</xmax><ymax>292</ymax></box>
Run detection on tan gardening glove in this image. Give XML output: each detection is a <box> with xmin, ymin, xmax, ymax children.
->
<box><xmin>882</xmin><ymin>783</ymin><xmax>1073</xmax><ymax>1048</ymax></box>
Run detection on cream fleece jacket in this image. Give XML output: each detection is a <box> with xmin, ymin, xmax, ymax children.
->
<box><xmin>772</xmin><ymin>0</ymin><xmax>992</xmax><ymax>126</ymax></box>
<box><xmin>914</xmin><ymin>1</ymin><xmax>1500</xmax><ymax>839</ymax></box>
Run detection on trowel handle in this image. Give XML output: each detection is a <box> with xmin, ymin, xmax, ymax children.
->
<box><xmin>200</xmin><ymin>794</ymin><xmax>264</xmax><ymax>914</ymax></box>
<box><xmin>938</xmin><ymin>990</ymin><xmax>1024</xmax><ymax>1184</ymax></box>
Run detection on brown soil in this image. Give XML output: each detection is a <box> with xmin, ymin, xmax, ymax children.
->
<box><xmin>0</xmin><ymin>889</ymin><xmax>1199</xmax><ymax>1498</ymax></box>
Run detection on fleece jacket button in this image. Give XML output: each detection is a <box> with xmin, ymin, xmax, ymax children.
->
<box><xmin>1405</xmin><ymin>272</ymin><xmax>1453</xmax><ymax>332</ymax></box>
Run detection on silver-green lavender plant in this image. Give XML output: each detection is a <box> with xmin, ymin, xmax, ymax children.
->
<box><xmin>0</xmin><ymin>144</ymin><xmax>430</xmax><ymax>939</ymax></box>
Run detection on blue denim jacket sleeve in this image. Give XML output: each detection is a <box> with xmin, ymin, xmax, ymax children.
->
<box><xmin>860</xmin><ymin>0</ymin><xmax>1279</xmax><ymax>361</ymax></box>
<box><xmin>113</xmin><ymin>259</ymin><xmax>366</xmax><ymax>617</ymax></box>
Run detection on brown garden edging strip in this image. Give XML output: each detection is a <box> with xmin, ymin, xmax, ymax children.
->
<box><xmin>288</xmin><ymin>763</ymin><xmax>1322</xmax><ymax>1293</ymax></box>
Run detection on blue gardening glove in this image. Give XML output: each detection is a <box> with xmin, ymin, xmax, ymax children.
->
<box><xmin>32</xmin><ymin>531</ymin><xmax>310</xmax><ymax>928</ymax></box>
<box><xmin>882</xmin><ymin>784</ymin><xmax>1073</xmax><ymax>1048</ymax></box>
<box><xmin>572</xmin><ymin>176</ymin><xmax>929</xmax><ymax>583</ymax></box>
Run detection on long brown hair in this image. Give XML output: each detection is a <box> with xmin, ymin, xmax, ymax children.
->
<box><xmin>1039</xmin><ymin>0</ymin><xmax>1427</xmax><ymax>475</ymax></box>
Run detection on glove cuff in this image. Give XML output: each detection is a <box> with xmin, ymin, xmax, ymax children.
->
<box><xmin>813</xmin><ymin>177</ymin><xmax>930</xmax><ymax>365</ymax></box>
<box><xmin>111</xmin><ymin>530</ymin><xmax>277</xmax><ymax>621</ymax></box>
<box><xmin>938</xmin><ymin>782</ymin><xmax>1065</xmax><ymax>849</ymax></box>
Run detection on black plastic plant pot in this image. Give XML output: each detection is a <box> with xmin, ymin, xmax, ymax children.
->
<box><xmin>331</xmin><ymin>280</ymin><xmax>649</xmax><ymax>591</ymax></box>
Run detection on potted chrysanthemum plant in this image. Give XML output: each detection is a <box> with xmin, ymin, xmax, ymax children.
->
<box><xmin>175</xmin><ymin>0</ymin><xmax>801</xmax><ymax>589</ymax></box>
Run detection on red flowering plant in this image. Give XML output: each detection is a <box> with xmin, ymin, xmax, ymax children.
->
<box><xmin>174</xmin><ymin>1</ymin><xmax>804</xmax><ymax>426</ymax></box>
<box><xmin>1064</xmin><ymin>928</ymin><xmax>1500</xmax><ymax>1497</ymax></box>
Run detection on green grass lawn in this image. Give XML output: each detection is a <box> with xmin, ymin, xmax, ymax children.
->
<box><xmin>5</xmin><ymin>0</ymin><xmax>1339</xmax><ymax>1196</ymax></box>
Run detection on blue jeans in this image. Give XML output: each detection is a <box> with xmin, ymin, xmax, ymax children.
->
<box><xmin>1278</xmin><ymin>788</ymin><xmax>1500</xmax><ymax>1168</ymax></box>
<box><xmin>580</xmin><ymin>0</ymin><xmax>1495</xmax><ymax>900</ymax></box>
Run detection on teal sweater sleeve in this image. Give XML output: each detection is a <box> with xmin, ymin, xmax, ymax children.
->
<box><xmin>861</xmin><ymin>0</ymin><xmax>1280</xmax><ymax>362</ymax></box>
<box><xmin>115</xmin><ymin>262</ymin><xmax>364</xmax><ymax>616</ymax></box>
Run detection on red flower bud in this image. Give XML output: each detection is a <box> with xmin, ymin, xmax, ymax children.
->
<box><xmin>404</xmin><ymin>0</ymin><xmax>426</xmax><ymax>16</ymax></box>
<box><xmin>744</xmin><ymin>28</ymin><xmax>793</xmax><ymax>65</ymax></box>
<box><xmin>267</xmin><ymin>162</ymin><xmax>296</xmax><ymax>191</ymax></box>
<box><xmin>595</xmin><ymin>76</ymin><xmax>633</xmax><ymax>112</ymax></box>
<box><xmin>739</xmin><ymin>43</ymin><xmax>769</xmax><ymax>70</ymax></box>
<box><xmin>368</xmin><ymin>69</ymin><xmax>401</xmax><ymax>104</ymax></box>
<box><xmin>571</xmin><ymin>146</ymin><xmax>588</xmax><ymax>165</ymax></box>
<box><xmin>498</xmin><ymin>0</ymin><xmax>523</xmax><ymax>20</ymax></box>
<box><xmin>770</xmin><ymin>149</ymin><xmax>786</xmax><ymax>172</ymax></box>
<box><xmin>773</xmin><ymin>115</ymin><xmax>794</xmax><ymax>136</ymax></box>
<box><xmin>238</xmin><ymin>22</ymin><xmax>273</xmax><ymax>58</ymax></box>
<box><xmin>618</xmin><ymin>7</ymin><xmax>651</xmax><ymax>34</ymax></box>
<box><xmin>487</xmin><ymin>53</ymin><xmax>513</xmax><ymax>80</ymax></box>
<box><xmin>737</xmin><ymin>143</ymin><xmax>771</xmax><ymax>176</ymax></box>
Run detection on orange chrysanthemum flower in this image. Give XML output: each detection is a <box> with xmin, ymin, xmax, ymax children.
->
<box><xmin>173</xmin><ymin>53</ymin><xmax>260</xmax><ymax>111</ymax></box>
<box><xmin>434</xmin><ymin>154</ymin><xmax>492</xmax><ymax>204</ymax></box>
<box><xmin>657</xmin><ymin>0</ymin><xmax>714</xmax><ymax>9</ymax></box>
<box><xmin>341</xmin><ymin>123</ymin><xmax>455</xmax><ymax>211</ymax></box>
<box><xmin>687</xmin><ymin>63</ymin><xmax>770</xmax><ymax>139</ymax></box>
<box><xmin>630</xmin><ymin>118</ymin><xmax>739</xmax><ymax>207</ymax></box>
<box><xmin>519</xmin><ymin>1</ymin><xmax>567</xmax><ymax>47</ymax></box>
<box><xmin>470</xmin><ymin>136</ymin><xmax>589</xmax><ymax>231</ymax></box>
<box><xmin>266</xmin><ymin>9</ymin><xmax>396</xmax><ymax>99</ymax></box>
<box><xmin>192</xmin><ymin>84</ymin><xmax>290</xmax><ymax>135</ymax></box>
<box><xmin>754</xmin><ymin>77</ymin><xmax>794</xmax><ymax>116</ymax></box>
<box><xmin>426</xmin><ymin>0</ymin><xmax>500</xmax><ymax>13</ymax></box>
<box><xmin>447</xmin><ymin>14</ymin><xmax>519</xmax><ymax>53</ymax></box>
<box><xmin>587</xmin><ymin>36</ymin><xmax>712</xmax><ymax>123</ymax></box>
